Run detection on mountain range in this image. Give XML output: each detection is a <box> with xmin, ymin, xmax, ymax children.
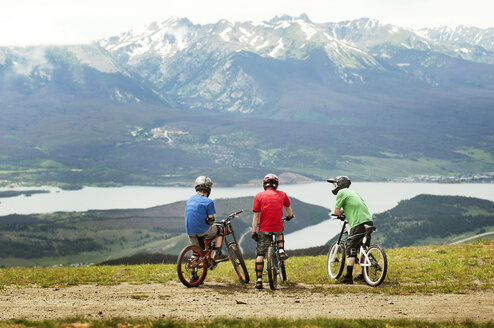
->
<box><xmin>1</xmin><ymin>15</ymin><xmax>493</xmax><ymax>187</ymax></box>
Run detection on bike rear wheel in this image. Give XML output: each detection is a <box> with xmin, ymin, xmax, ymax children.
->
<box><xmin>228</xmin><ymin>243</ymin><xmax>250</xmax><ymax>283</ymax></box>
<box><xmin>177</xmin><ymin>245</ymin><xmax>208</xmax><ymax>288</ymax></box>
<box><xmin>363</xmin><ymin>244</ymin><xmax>387</xmax><ymax>287</ymax></box>
<box><xmin>267</xmin><ymin>246</ymin><xmax>278</xmax><ymax>290</ymax></box>
<box><xmin>327</xmin><ymin>241</ymin><xmax>346</xmax><ymax>280</ymax></box>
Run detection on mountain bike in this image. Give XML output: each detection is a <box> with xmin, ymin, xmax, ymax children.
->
<box><xmin>265</xmin><ymin>218</ymin><xmax>289</xmax><ymax>290</ymax></box>
<box><xmin>326</xmin><ymin>214</ymin><xmax>387</xmax><ymax>286</ymax></box>
<box><xmin>177</xmin><ymin>210</ymin><xmax>249</xmax><ymax>287</ymax></box>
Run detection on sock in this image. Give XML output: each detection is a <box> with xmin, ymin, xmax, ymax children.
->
<box><xmin>346</xmin><ymin>265</ymin><xmax>354</xmax><ymax>278</ymax></box>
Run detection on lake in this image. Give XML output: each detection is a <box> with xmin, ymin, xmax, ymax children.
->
<box><xmin>1</xmin><ymin>182</ymin><xmax>493</xmax><ymax>249</ymax></box>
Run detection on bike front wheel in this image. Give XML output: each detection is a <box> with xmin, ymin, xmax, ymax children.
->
<box><xmin>363</xmin><ymin>244</ymin><xmax>388</xmax><ymax>287</ymax></box>
<box><xmin>176</xmin><ymin>245</ymin><xmax>208</xmax><ymax>288</ymax></box>
<box><xmin>267</xmin><ymin>246</ymin><xmax>278</xmax><ymax>290</ymax></box>
<box><xmin>227</xmin><ymin>243</ymin><xmax>250</xmax><ymax>283</ymax></box>
<box><xmin>327</xmin><ymin>241</ymin><xmax>346</xmax><ymax>280</ymax></box>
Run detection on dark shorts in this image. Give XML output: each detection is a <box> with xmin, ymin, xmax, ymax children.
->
<box><xmin>256</xmin><ymin>231</ymin><xmax>283</xmax><ymax>256</ymax></box>
<box><xmin>345</xmin><ymin>221</ymin><xmax>373</xmax><ymax>257</ymax></box>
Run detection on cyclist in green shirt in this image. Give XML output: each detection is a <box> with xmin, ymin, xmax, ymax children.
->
<box><xmin>328</xmin><ymin>176</ymin><xmax>373</xmax><ymax>284</ymax></box>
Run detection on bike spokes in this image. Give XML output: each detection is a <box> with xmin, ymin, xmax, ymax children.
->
<box><xmin>327</xmin><ymin>241</ymin><xmax>345</xmax><ymax>279</ymax></box>
<box><xmin>177</xmin><ymin>246</ymin><xmax>208</xmax><ymax>287</ymax></box>
<box><xmin>228</xmin><ymin>243</ymin><xmax>249</xmax><ymax>283</ymax></box>
<box><xmin>363</xmin><ymin>245</ymin><xmax>387</xmax><ymax>287</ymax></box>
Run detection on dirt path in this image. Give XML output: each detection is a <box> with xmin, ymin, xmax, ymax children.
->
<box><xmin>0</xmin><ymin>282</ymin><xmax>493</xmax><ymax>322</ymax></box>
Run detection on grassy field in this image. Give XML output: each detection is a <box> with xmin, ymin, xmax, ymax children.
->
<box><xmin>0</xmin><ymin>241</ymin><xmax>492</xmax><ymax>327</ymax></box>
<box><xmin>0</xmin><ymin>241</ymin><xmax>492</xmax><ymax>294</ymax></box>
<box><xmin>1</xmin><ymin>318</ymin><xmax>492</xmax><ymax>328</ymax></box>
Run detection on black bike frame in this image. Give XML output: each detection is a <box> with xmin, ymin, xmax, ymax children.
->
<box><xmin>336</xmin><ymin>220</ymin><xmax>348</xmax><ymax>244</ymax></box>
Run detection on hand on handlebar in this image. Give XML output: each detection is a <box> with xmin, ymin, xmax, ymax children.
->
<box><xmin>331</xmin><ymin>213</ymin><xmax>346</xmax><ymax>221</ymax></box>
<box><xmin>284</xmin><ymin>215</ymin><xmax>294</xmax><ymax>221</ymax></box>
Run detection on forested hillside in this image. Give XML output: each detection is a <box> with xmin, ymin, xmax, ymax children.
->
<box><xmin>0</xmin><ymin>196</ymin><xmax>329</xmax><ymax>267</ymax></box>
<box><xmin>372</xmin><ymin>194</ymin><xmax>494</xmax><ymax>248</ymax></box>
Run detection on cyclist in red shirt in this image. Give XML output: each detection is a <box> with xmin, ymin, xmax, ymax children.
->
<box><xmin>251</xmin><ymin>173</ymin><xmax>294</xmax><ymax>289</ymax></box>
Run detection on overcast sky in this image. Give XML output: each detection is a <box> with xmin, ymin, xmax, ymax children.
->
<box><xmin>1</xmin><ymin>0</ymin><xmax>493</xmax><ymax>46</ymax></box>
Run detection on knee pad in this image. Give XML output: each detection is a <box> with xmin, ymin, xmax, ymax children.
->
<box><xmin>216</xmin><ymin>225</ymin><xmax>224</xmax><ymax>237</ymax></box>
<box><xmin>255</xmin><ymin>261</ymin><xmax>264</xmax><ymax>273</ymax></box>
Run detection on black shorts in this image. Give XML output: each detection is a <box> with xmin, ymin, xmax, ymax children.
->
<box><xmin>345</xmin><ymin>221</ymin><xmax>373</xmax><ymax>257</ymax></box>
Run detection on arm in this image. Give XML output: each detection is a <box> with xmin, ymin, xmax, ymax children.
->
<box><xmin>206</xmin><ymin>213</ymin><xmax>215</xmax><ymax>224</ymax></box>
<box><xmin>252</xmin><ymin>212</ymin><xmax>260</xmax><ymax>235</ymax></box>
<box><xmin>284</xmin><ymin>206</ymin><xmax>293</xmax><ymax>219</ymax></box>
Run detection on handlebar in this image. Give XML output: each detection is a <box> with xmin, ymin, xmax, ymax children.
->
<box><xmin>331</xmin><ymin>213</ymin><xmax>346</xmax><ymax>221</ymax></box>
<box><xmin>222</xmin><ymin>209</ymin><xmax>244</xmax><ymax>224</ymax></box>
<box><xmin>282</xmin><ymin>215</ymin><xmax>294</xmax><ymax>223</ymax></box>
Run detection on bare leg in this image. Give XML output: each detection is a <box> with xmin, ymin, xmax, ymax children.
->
<box><xmin>212</xmin><ymin>236</ymin><xmax>223</xmax><ymax>260</ymax></box>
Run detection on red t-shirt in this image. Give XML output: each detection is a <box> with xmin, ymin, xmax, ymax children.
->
<box><xmin>252</xmin><ymin>189</ymin><xmax>291</xmax><ymax>232</ymax></box>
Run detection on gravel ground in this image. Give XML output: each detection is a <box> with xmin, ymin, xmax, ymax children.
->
<box><xmin>0</xmin><ymin>282</ymin><xmax>493</xmax><ymax>322</ymax></box>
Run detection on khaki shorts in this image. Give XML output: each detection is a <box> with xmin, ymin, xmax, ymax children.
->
<box><xmin>189</xmin><ymin>224</ymin><xmax>221</xmax><ymax>248</ymax></box>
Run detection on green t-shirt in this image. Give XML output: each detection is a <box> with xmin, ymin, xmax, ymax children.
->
<box><xmin>334</xmin><ymin>188</ymin><xmax>372</xmax><ymax>228</ymax></box>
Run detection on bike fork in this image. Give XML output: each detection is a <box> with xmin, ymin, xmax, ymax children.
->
<box><xmin>358</xmin><ymin>246</ymin><xmax>371</xmax><ymax>267</ymax></box>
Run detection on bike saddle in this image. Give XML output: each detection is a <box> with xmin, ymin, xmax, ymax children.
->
<box><xmin>364</xmin><ymin>224</ymin><xmax>376</xmax><ymax>232</ymax></box>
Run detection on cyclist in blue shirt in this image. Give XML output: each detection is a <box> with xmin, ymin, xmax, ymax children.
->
<box><xmin>184</xmin><ymin>176</ymin><xmax>228</xmax><ymax>263</ymax></box>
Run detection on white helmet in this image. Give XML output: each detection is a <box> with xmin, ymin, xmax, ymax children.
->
<box><xmin>263</xmin><ymin>173</ymin><xmax>279</xmax><ymax>190</ymax></box>
<box><xmin>194</xmin><ymin>176</ymin><xmax>213</xmax><ymax>196</ymax></box>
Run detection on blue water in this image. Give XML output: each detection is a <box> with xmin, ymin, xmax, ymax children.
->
<box><xmin>1</xmin><ymin>182</ymin><xmax>493</xmax><ymax>248</ymax></box>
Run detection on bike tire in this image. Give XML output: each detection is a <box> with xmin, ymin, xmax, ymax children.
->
<box><xmin>327</xmin><ymin>241</ymin><xmax>346</xmax><ymax>280</ymax></box>
<box><xmin>176</xmin><ymin>245</ymin><xmax>208</xmax><ymax>288</ymax></box>
<box><xmin>228</xmin><ymin>243</ymin><xmax>250</xmax><ymax>283</ymax></box>
<box><xmin>363</xmin><ymin>244</ymin><xmax>387</xmax><ymax>287</ymax></box>
<box><xmin>267</xmin><ymin>246</ymin><xmax>278</xmax><ymax>290</ymax></box>
<box><xmin>279</xmin><ymin>257</ymin><xmax>287</xmax><ymax>282</ymax></box>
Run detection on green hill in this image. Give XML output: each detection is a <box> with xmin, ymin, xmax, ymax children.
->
<box><xmin>0</xmin><ymin>196</ymin><xmax>329</xmax><ymax>267</ymax></box>
<box><xmin>372</xmin><ymin>194</ymin><xmax>494</xmax><ymax>248</ymax></box>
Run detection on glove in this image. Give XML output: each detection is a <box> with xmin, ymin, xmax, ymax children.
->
<box><xmin>206</xmin><ymin>216</ymin><xmax>215</xmax><ymax>225</ymax></box>
<box><xmin>251</xmin><ymin>232</ymin><xmax>259</xmax><ymax>242</ymax></box>
<box><xmin>285</xmin><ymin>215</ymin><xmax>294</xmax><ymax>221</ymax></box>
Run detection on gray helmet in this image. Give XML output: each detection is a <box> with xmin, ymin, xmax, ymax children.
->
<box><xmin>194</xmin><ymin>176</ymin><xmax>213</xmax><ymax>196</ymax></box>
<box><xmin>327</xmin><ymin>176</ymin><xmax>351</xmax><ymax>195</ymax></box>
<box><xmin>263</xmin><ymin>173</ymin><xmax>279</xmax><ymax>190</ymax></box>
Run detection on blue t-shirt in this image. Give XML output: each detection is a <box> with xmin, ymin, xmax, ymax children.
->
<box><xmin>184</xmin><ymin>194</ymin><xmax>216</xmax><ymax>235</ymax></box>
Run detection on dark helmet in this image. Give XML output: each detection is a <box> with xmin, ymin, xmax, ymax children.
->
<box><xmin>327</xmin><ymin>176</ymin><xmax>351</xmax><ymax>195</ymax></box>
<box><xmin>263</xmin><ymin>173</ymin><xmax>279</xmax><ymax>190</ymax></box>
<box><xmin>194</xmin><ymin>176</ymin><xmax>213</xmax><ymax>196</ymax></box>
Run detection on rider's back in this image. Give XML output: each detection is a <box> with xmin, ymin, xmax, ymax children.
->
<box><xmin>252</xmin><ymin>189</ymin><xmax>290</xmax><ymax>232</ymax></box>
<box><xmin>335</xmin><ymin>188</ymin><xmax>372</xmax><ymax>228</ymax></box>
